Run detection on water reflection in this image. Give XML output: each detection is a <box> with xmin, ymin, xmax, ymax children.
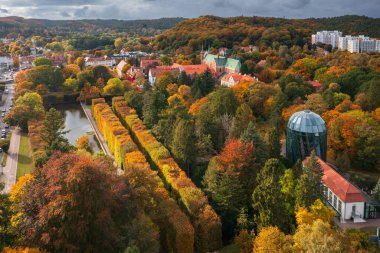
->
<box><xmin>54</xmin><ymin>103</ymin><xmax>101</xmax><ymax>153</ymax></box>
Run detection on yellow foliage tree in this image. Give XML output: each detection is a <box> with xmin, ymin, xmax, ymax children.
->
<box><xmin>296</xmin><ymin>199</ymin><xmax>336</xmax><ymax>226</ymax></box>
<box><xmin>253</xmin><ymin>226</ymin><xmax>293</xmax><ymax>253</ymax></box>
<box><xmin>9</xmin><ymin>174</ymin><xmax>34</xmax><ymax>227</ymax></box>
<box><xmin>293</xmin><ymin>220</ymin><xmax>344</xmax><ymax>253</ymax></box>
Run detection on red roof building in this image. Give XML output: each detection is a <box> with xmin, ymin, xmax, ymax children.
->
<box><xmin>141</xmin><ymin>59</ymin><xmax>161</xmax><ymax>71</ymax></box>
<box><xmin>308</xmin><ymin>80</ymin><xmax>323</xmax><ymax>92</ymax></box>
<box><xmin>303</xmin><ymin>157</ymin><xmax>367</xmax><ymax>222</ymax></box>
<box><xmin>148</xmin><ymin>65</ymin><xmax>180</xmax><ymax>85</ymax></box>
<box><xmin>221</xmin><ymin>73</ymin><xmax>257</xmax><ymax>87</ymax></box>
<box><xmin>176</xmin><ymin>64</ymin><xmax>210</xmax><ymax>77</ymax></box>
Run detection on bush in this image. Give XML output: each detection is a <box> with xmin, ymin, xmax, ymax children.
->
<box><xmin>32</xmin><ymin>150</ymin><xmax>48</xmax><ymax>168</ymax></box>
<box><xmin>91</xmin><ymin>98</ymin><xmax>194</xmax><ymax>252</ymax></box>
<box><xmin>112</xmin><ymin>96</ymin><xmax>222</xmax><ymax>252</ymax></box>
<box><xmin>0</xmin><ymin>139</ymin><xmax>10</xmax><ymax>152</ymax></box>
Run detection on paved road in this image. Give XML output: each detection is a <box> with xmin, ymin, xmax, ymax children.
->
<box><xmin>2</xmin><ymin>128</ymin><xmax>21</xmax><ymax>193</ymax></box>
<box><xmin>0</xmin><ymin>67</ymin><xmax>19</xmax><ymax>193</ymax></box>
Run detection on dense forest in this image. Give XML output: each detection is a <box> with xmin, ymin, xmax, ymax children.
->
<box><xmin>153</xmin><ymin>15</ymin><xmax>380</xmax><ymax>53</ymax></box>
<box><xmin>0</xmin><ymin>16</ymin><xmax>186</xmax><ymax>37</ymax></box>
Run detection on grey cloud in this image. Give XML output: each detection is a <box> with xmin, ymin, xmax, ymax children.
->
<box><xmin>1</xmin><ymin>0</ymin><xmax>379</xmax><ymax>20</ymax></box>
<box><xmin>0</xmin><ymin>8</ymin><xmax>8</xmax><ymax>13</ymax></box>
<box><xmin>74</xmin><ymin>6</ymin><xmax>89</xmax><ymax>18</ymax></box>
<box><xmin>60</xmin><ymin>11</ymin><xmax>71</xmax><ymax>17</ymax></box>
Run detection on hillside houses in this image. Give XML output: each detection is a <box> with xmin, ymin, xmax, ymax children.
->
<box><xmin>85</xmin><ymin>56</ymin><xmax>116</xmax><ymax>67</ymax></box>
<box><xmin>221</xmin><ymin>73</ymin><xmax>257</xmax><ymax>87</ymax></box>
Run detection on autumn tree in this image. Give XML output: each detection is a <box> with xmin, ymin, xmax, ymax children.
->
<box><xmin>253</xmin><ymin>226</ymin><xmax>292</xmax><ymax>253</ymax></box>
<box><xmin>171</xmin><ymin>118</ymin><xmax>196</xmax><ymax>174</ymax></box>
<box><xmin>295</xmin><ymin>151</ymin><xmax>324</xmax><ymax>207</ymax></box>
<box><xmin>4</xmin><ymin>92</ymin><xmax>44</xmax><ymax>132</ymax></box>
<box><xmin>191</xmin><ymin>69</ymin><xmax>215</xmax><ymax>99</ymax></box>
<box><xmin>229</xmin><ymin>103</ymin><xmax>255</xmax><ymax>139</ymax></box>
<box><xmin>203</xmin><ymin>139</ymin><xmax>256</xmax><ymax>239</ymax></box>
<box><xmin>33</xmin><ymin>57</ymin><xmax>52</xmax><ymax>66</ymax></box>
<box><xmin>103</xmin><ymin>77</ymin><xmax>124</xmax><ymax>95</ymax></box>
<box><xmin>143</xmin><ymin>89</ymin><xmax>167</xmax><ymax>128</ymax></box>
<box><xmin>16</xmin><ymin>153</ymin><xmax>160</xmax><ymax>253</ymax></box>
<box><xmin>240</xmin><ymin>121</ymin><xmax>268</xmax><ymax>166</ymax></box>
<box><xmin>196</xmin><ymin>87</ymin><xmax>239</xmax><ymax>150</ymax></box>
<box><xmin>295</xmin><ymin>199</ymin><xmax>335</xmax><ymax>226</ymax></box>
<box><xmin>76</xmin><ymin>135</ymin><xmax>93</xmax><ymax>153</ymax></box>
<box><xmin>40</xmin><ymin>108</ymin><xmax>72</xmax><ymax>155</ymax></box>
<box><xmin>293</xmin><ymin>220</ymin><xmax>345</xmax><ymax>253</ymax></box>
<box><xmin>252</xmin><ymin>159</ymin><xmax>289</xmax><ymax>232</ymax></box>
<box><xmin>124</xmin><ymin>90</ymin><xmax>144</xmax><ymax>117</ymax></box>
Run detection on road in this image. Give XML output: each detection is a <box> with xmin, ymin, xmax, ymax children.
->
<box><xmin>0</xmin><ymin>67</ymin><xmax>18</xmax><ymax>193</ymax></box>
<box><xmin>2</xmin><ymin>128</ymin><xmax>20</xmax><ymax>193</ymax></box>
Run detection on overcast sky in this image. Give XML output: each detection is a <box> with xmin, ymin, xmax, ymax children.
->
<box><xmin>0</xmin><ymin>0</ymin><xmax>379</xmax><ymax>20</ymax></box>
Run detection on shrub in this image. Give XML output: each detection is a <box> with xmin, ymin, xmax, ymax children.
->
<box><xmin>113</xmin><ymin>97</ymin><xmax>222</xmax><ymax>252</ymax></box>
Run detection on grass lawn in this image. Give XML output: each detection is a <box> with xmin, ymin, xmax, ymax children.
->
<box><xmin>16</xmin><ymin>133</ymin><xmax>34</xmax><ymax>179</ymax></box>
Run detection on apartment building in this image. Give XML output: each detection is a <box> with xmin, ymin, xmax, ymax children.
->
<box><xmin>311</xmin><ymin>31</ymin><xmax>342</xmax><ymax>48</ymax></box>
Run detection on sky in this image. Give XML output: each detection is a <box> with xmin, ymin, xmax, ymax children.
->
<box><xmin>0</xmin><ymin>0</ymin><xmax>379</xmax><ymax>20</ymax></box>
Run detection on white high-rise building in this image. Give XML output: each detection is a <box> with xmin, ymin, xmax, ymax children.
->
<box><xmin>338</xmin><ymin>35</ymin><xmax>353</xmax><ymax>51</ymax></box>
<box><xmin>376</xmin><ymin>40</ymin><xmax>380</xmax><ymax>52</ymax></box>
<box><xmin>311</xmin><ymin>31</ymin><xmax>342</xmax><ymax>48</ymax></box>
<box><xmin>347</xmin><ymin>39</ymin><xmax>360</xmax><ymax>53</ymax></box>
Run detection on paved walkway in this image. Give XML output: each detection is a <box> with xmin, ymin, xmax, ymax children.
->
<box><xmin>335</xmin><ymin>217</ymin><xmax>380</xmax><ymax>229</ymax></box>
<box><xmin>1</xmin><ymin>127</ymin><xmax>21</xmax><ymax>193</ymax></box>
<box><xmin>80</xmin><ymin>102</ymin><xmax>112</xmax><ymax>157</ymax></box>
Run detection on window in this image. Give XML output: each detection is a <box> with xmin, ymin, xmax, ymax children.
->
<box><xmin>333</xmin><ymin>195</ymin><xmax>337</xmax><ymax>208</ymax></box>
<box><xmin>338</xmin><ymin>200</ymin><xmax>342</xmax><ymax>214</ymax></box>
<box><xmin>328</xmin><ymin>190</ymin><xmax>332</xmax><ymax>203</ymax></box>
<box><xmin>323</xmin><ymin>186</ymin><xmax>328</xmax><ymax>198</ymax></box>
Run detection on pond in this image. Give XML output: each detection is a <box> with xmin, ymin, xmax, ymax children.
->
<box><xmin>54</xmin><ymin>103</ymin><xmax>102</xmax><ymax>153</ymax></box>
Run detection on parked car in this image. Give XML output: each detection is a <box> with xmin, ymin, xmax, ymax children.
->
<box><xmin>0</xmin><ymin>148</ymin><xmax>3</xmax><ymax>153</ymax></box>
<box><xmin>1</xmin><ymin>113</ymin><xmax>5</xmax><ymax>117</ymax></box>
<box><xmin>4</xmin><ymin>124</ymin><xmax>9</xmax><ymax>128</ymax></box>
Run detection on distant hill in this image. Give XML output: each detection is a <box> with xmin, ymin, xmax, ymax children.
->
<box><xmin>0</xmin><ymin>16</ymin><xmax>186</xmax><ymax>37</ymax></box>
<box><xmin>153</xmin><ymin>15</ymin><xmax>380</xmax><ymax>53</ymax></box>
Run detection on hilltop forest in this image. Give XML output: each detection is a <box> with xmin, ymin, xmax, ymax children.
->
<box><xmin>154</xmin><ymin>15</ymin><xmax>380</xmax><ymax>53</ymax></box>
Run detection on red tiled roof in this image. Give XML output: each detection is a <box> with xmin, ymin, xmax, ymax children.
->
<box><xmin>222</xmin><ymin>73</ymin><xmax>255</xmax><ymax>83</ymax></box>
<box><xmin>180</xmin><ymin>64</ymin><xmax>209</xmax><ymax>76</ymax></box>
<box><xmin>141</xmin><ymin>59</ymin><xmax>161</xmax><ymax>68</ymax></box>
<box><xmin>303</xmin><ymin>157</ymin><xmax>366</xmax><ymax>203</ymax></box>
<box><xmin>308</xmin><ymin>80</ymin><xmax>323</xmax><ymax>91</ymax></box>
<box><xmin>257</xmin><ymin>59</ymin><xmax>266</xmax><ymax>66</ymax></box>
<box><xmin>150</xmin><ymin>65</ymin><xmax>180</xmax><ymax>77</ymax></box>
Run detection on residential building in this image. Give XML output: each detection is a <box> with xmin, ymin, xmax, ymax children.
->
<box><xmin>376</xmin><ymin>40</ymin><xmax>380</xmax><ymax>52</ymax></box>
<box><xmin>148</xmin><ymin>65</ymin><xmax>180</xmax><ymax>85</ymax></box>
<box><xmin>311</xmin><ymin>31</ymin><xmax>342</xmax><ymax>48</ymax></box>
<box><xmin>240</xmin><ymin>45</ymin><xmax>259</xmax><ymax>53</ymax></box>
<box><xmin>140</xmin><ymin>59</ymin><xmax>161</xmax><ymax>74</ymax></box>
<box><xmin>19</xmin><ymin>56</ymin><xmax>35</xmax><ymax>70</ymax></box>
<box><xmin>48</xmin><ymin>54</ymin><xmax>66</xmax><ymax>67</ymax></box>
<box><xmin>308</xmin><ymin>80</ymin><xmax>323</xmax><ymax>92</ymax></box>
<box><xmin>116</xmin><ymin>60</ymin><xmax>128</xmax><ymax>79</ymax></box>
<box><xmin>175</xmin><ymin>64</ymin><xmax>210</xmax><ymax>78</ymax></box>
<box><xmin>84</xmin><ymin>56</ymin><xmax>116</xmax><ymax>67</ymax></box>
<box><xmin>303</xmin><ymin>156</ymin><xmax>366</xmax><ymax>222</ymax></box>
<box><xmin>0</xmin><ymin>56</ymin><xmax>13</xmax><ymax>68</ymax></box>
<box><xmin>339</xmin><ymin>35</ymin><xmax>378</xmax><ymax>53</ymax></box>
<box><xmin>220</xmin><ymin>73</ymin><xmax>256</xmax><ymax>87</ymax></box>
